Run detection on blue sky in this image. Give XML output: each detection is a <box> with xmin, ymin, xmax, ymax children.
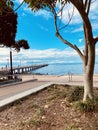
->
<box><xmin>15</xmin><ymin>2</ymin><xmax>69</xmax><ymax>50</ymax></box>
<box><xmin>0</xmin><ymin>0</ymin><xmax>98</xmax><ymax>67</ymax></box>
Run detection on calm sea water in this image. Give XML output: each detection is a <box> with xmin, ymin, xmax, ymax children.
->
<box><xmin>33</xmin><ymin>63</ymin><xmax>98</xmax><ymax>75</ymax></box>
<box><xmin>1</xmin><ymin>62</ymin><xmax>98</xmax><ymax>76</ymax></box>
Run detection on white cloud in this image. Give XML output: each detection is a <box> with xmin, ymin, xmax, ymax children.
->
<box><xmin>37</xmin><ymin>24</ymin><xmax>49</xmax><ymax>32</ymax></box>
<box><xmin>23</xmin><ymin>5</ymin><xmax>33</xmax><ymax>13</ymax></box>
<box><xmin>72</xmin><ymin>26</ymin><xmax>83</xmax><ymax>33</ymax></box>
<box><xmin>34</xmin><ymin>10</ymin><xmax>51</xmax><ymax>20</ymax></box>
<box><xmin>21</xmin><ymin>12</ymin><xmax>26</xmax><ymax>16</ymax></box>
<box><xmin>15</xmin><ymin>1</ymin><xmax>51</xmax><ymax>20</ymax></box>
<box><xmin>0</xmin><ymin>47</ymin><xmax>81</xmax><ymax>66</ymax></box>
<box><xmin>90</xmin><ymin>1</ymin><xmax>98</xmax><ymax>12</ymax></box>
<box><xmin>18</xmin><ymin>48</ymin><xmax>80</xmax><ymax>64</ymax></box>
<box><xmin>57</xmin><ymin>3</ymin><xmax>82</xmax><ymax>25</ymax></box>
<box><xmin>57</xmin><ymin>1</ymin><xmax>98</xmax><ymax>33</ymax></box>
<box><xmin>1</xmin><ymin>45</ymin><xmax>98</xmax><ymax>66</ymax></box>
<box><xmin>79</xmin><ymin>39</ymin><xmax>83</xmax><ymax>43</ymax></box>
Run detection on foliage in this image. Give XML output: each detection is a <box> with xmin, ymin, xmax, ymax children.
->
<box><xmin>15</xmin><ymin>40</ymin><xmax>30</xmax><ymax>51</ymax></box>
<box><xmin>66</xmin><ymin>86</ymin><xmax>84</xmax><ymax>102</ymax></box>
<box><xmin>0</xmin><ymin>1</ymin><xmax>17</xmax><ymax>47</ymax></box>
<box><xmin>0</xmin><ymin>0</ymin><xmax>30</xmax><ymax>51</ymax></box>
<box><xmin>0</xmin><ymin>0</ymin><xmax>14</xmax><ymax>15</ymax></box>
<box><xmin>75</xmin><ymin>98</ymin><xmax>98</xmax><ymax>112</ymax></box>
<box><xmin>47</xmin><ymin>84</ymin><xmax>67</xmax><ymax>101</ymax></box>
<box><xmin>24</xmin><ymin>0</ymin><xmax>70</xmax><ymax>11</ymax></box>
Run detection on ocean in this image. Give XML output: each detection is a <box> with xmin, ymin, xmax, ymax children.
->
<box><xmin>33</xmin><ymin>63</ymin><xmax>98</xmax><ymax>75</ymax></box>
<box><xmin>1</xmin><ymin>62</ymin><xmax>98</xmax><ymax>76</ymax></box>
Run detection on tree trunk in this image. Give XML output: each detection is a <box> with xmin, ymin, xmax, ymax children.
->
<box><xmin>83</xmin><ymin>69</ymin><xmax>94</xmax><ymax>102</ymax></box>
<box><xmin>83</xmin><ymin>44</ymin><xmax>95</xmax><ymax>102</ymax></box>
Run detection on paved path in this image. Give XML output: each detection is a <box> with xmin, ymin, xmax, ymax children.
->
<box><xmin>0</xmin><ymin>81</ymin><xmax>48</xmax><ymax>100</ymax></box>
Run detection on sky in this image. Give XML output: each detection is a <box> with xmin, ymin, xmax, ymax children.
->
<box><xmin>0</xmin><ymin>0</ymin><xmax>98</xmax><ymax>67</ymax></box>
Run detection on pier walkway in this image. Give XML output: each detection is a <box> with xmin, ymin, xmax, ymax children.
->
<box><xmin>0</xmin><ymin>64</ymin><xmax>48</xmax><ymax>75</ymax></box>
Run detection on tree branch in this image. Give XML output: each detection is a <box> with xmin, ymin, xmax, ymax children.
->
<box><xmin>59</xmin><ymin>6</ymin><xmax>74</xmax><ymax>30</ymax></box>
<box><xmin>94</xmin><ymin>36</ymin><xmax>98</xmax><ymax>44</ymax></box>
<box><xmin>14</xmin><ymin>0</ymin><xmax>25</xmax><ymax>12</ymax></box>
<box><xmin>52</xmin><ymin>6</ymin><xmax>84</xmax><ymax>61</ymax></box>
<box><xmin>84</xmin><ymin>0</ymin><xmax>88</xmax><ymax>10</ymax></box>
<box><xmin>56</xmin><ymin>32</ymin><xmax>84</xmax><ymax>61</ymax></box>
<box><xmin>74</xmin><ymin>45</ymin><xmax>85</xmax><ymax>61</ymax></box>
<box><xmin>86</xmin><ymin>0</ymin><xmax>91</xmax><ymax>15</ymax></box>
<box><xmin>70</xmin><ymin>0</ymin><xmax>93</xmax><ymax>43</ymax></box>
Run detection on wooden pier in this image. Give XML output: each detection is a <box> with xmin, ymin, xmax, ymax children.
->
<box><xmin>0</xmin><ymin>64</ymin><xmax>48</xmax><ymax>75</ymax></box>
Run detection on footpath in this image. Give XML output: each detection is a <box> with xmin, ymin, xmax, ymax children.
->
<box><xmin>0</xmin><ymin>74</ymin><xmax>98</xmax><ymax>109</ymax></box>
<box><xmin>0</xmin><ymin>79</ymin><xmax>52</xmax><ymax>108</ymax></box>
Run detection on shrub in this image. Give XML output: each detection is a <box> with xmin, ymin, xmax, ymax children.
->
<box><xmin>66</xmin><ymin>86</ymin><xmax>84</xmax><ymax>102</ymax></box>
<box><xmin>74</xmin><ymin>99</ymin><xmax>98</xmax><ymax>112</ymax></box>
<box><xmin>94</xmin><ymin>95</ymin><xmax>98</xmax><ymax>102</ymax></box>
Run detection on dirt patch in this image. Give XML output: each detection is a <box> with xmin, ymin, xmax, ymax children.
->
<box><xmin>0</xmin><ymin>84</ymin><xmax>98</xmax><ymax>130</ymax></box>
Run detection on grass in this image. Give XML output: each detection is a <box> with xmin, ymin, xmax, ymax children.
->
<box><xmin>74</xmin><ymin>98</ymin><xmax>98</xmax><ymax>112</ymax></box>
<box><xmin>66</xmin><ymin>126</ymin><xmax>78</xmax><ymax>130</ymax></box>
<box><xmin>66</xmin><ymin>86</ymin><xmax>84</xmax><ymax>102</ymax></box>
<box><xmin>47</xmin><ymin>84</ymin><xmax>67</xmax><ymax>101</ymax></box>
<box><xmin>18</xmin><ymin>106</ymin><xmax>45</xmax><ymax>128</ymax></box>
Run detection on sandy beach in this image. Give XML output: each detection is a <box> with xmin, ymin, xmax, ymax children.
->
<box><xmin>21</xmin><ymin>74</ymin><xmax>98</xmax><ymax>87</ymax></box>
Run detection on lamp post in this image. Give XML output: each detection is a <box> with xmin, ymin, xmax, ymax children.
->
<box><xmin>10</xmin><ymin>49</ymin><xmax>13</xmax><ymax>76</ymax></box>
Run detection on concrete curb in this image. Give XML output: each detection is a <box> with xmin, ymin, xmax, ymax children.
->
<box><xmin>0</xmin><ymin>82</ymin><xmax>53</xmax><ymax>108</ymax></box>
<box><xmin>0</xmin><ymin>79</ymin><xmax>37</xmax><ymax>88</ymax></box>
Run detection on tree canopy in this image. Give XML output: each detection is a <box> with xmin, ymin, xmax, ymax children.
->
<box><xmin>0</xmin><ymin>0</ymin><xmax>30</xmax><ymax>51</ymax></box>
<box><xmin>0</xmin><ymin>0</ymin><xmax>17</xmax><ymax>47</ymax></box>
<box><xmin>24</xmin><ymin>0</ymin><xmax>69</xmax><ymax>10</ymax></box>
<box><xmin>15</xmin><ymin>40</ymin><xmax>30</xmax><ymax>51</ymax></box>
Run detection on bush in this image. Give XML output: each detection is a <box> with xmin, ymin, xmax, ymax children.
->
<box><xmin>66</xmin><ymin>86</ymin><xmax>84</xmax><ymax>102</ymax></box>
<box><xmin>75</xmin><ymin>99</ymin><xmax>98</xmax><ymax>112</ymax></box>
<box><xmin>94</xmin><ymin>95</ymin><xmax>98</xmax><ymax>102</ymax></box>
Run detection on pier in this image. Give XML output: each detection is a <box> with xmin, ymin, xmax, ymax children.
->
<box><xmin>0</xmin><ymin>64</ymin><xmax>48</xmax><ymax>75</ymax></box>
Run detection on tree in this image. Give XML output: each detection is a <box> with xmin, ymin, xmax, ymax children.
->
<box><xmin>15</xmin><ymin>40</ymin><xmax>30</xmax><ymax>52</ymax></box>
<box><xmin>0</xmin><ymin>0</ymin><xmax>17</xmax><ymax>47</ymax></box>
<box><xmin>23</xmin><ymin>0</ymin><xmax>98</xmax><ymax>101</ymax></box>
<box><xmin>0</xmin><ymin>0</ymin><xmax>30</xmax><ymax>75</ymax></box>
